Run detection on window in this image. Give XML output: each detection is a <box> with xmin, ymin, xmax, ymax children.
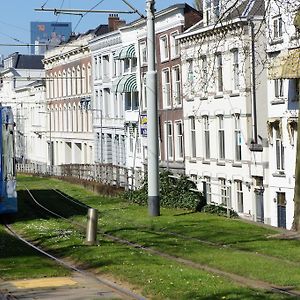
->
<box><xmin>103</xmin><ymin>55</ymin><xmax>110</xmax><ymax>78</ymax></box>
<box><xmin>187</xmin><ymin>59</ymin><xmax>194</xmax><ymax>83</ymax></box>
<box><xmin>234</xmin><ymin>115</ymin><xmax>242</xmax><ymax>162</ymax></box>
<box><xmin>215</xmin><ymin>53</ymin><xmax>223</xmax><ymax>92</ymax></box>
<box><xmin>162</xmin><ymin>69</ymin><xmax>171</xmax><ymax>107</ymax></box>
<box><xmin>273</xmin><ymin>16</ymin><xmax>283</xmax><ymax>39</ymax></box>
<box><xmin>140</xmin><ymin>41</ymin><xmax>147</xmax><ymax>65</ymax></box>
<box><xmin>204</xmin><ymin>0</ymin><xmax>212</xmax><ymax>25</ymax></box>
<box><xmin>218</xmin><ymin>116</ymin><xmax>225</xmax><ymax>160</ymax></box>
<box><xmin>160</xmin><ymin>35</ymin><xmax>169</xmax><ymax>61</ymax></box>
<box><xmin>173</xmin><ymin>66</ymin><xmax>181</xmax><ymax>105</ymax></box>
<box><xmin>124</xmin><ymin>58</ymin><xmax>130</xmax><ymax>73</ymax></box>
<box><xmin>291</xmin><ymin>79</ymin><xmax>300</xmax><ymax>102</ymax></box>
<box><xmin>232</xmin><ymin>49</ymin><xmax>239</xmax><ymax>91</ymax></box>
<box><xmin>125</xmin><ymin>91</ymin><xmax>139</xmax><ymax>111</ymax></box>
<box><xmin>190</xmin><ymin>116</ymin><xmax>196</xmax><ymax>159</ymax></box>
<box><xmin>274</xmin><ymin>79</ymin><xmax>284</xmax><ymax>98</ymax></box>
<box><xmin>175</xmin><ymin>121</ymin><xmax>184</xmax><ymax>160</ymax></box>
<box><xmin>203</xmin><ymin>116</ymin><xmax>210</xmax><ymax>159</ymax></box>
<box><xmin>219</xmin><ymin>178</ymin><xmax>227</xmax><ymax>205</ymax></box>
<box><xmin>275</xmin><ymin>127</ymin><xmax>284</xmax><ymax>171</ymax></box>
<box><xmin>165</xmin><ymin>121</ymin><xmax>173</xmax><ymax>160</ymax></box>
<box><xmin>170</xmin><ymin>31</ymin><xmax>180</xmax><ymax>58</ymax></box>
<box><xmin>204</xmin><ymin>176</ymin><xmax>211</xmax><ymax>203</ymax></box>
<box><xmin>201</xmin><ymin>55</ymin><xmax>208</xmax><ymax>94</ymax></box>
<box><xmin>236</xmin><ymin>180</ymin><xmax>243</xmax><ymax>213</ymax></box>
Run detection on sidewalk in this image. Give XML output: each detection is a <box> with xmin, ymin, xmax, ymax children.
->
<box><xmin>0</xmin><ymin>272</ymin><xmax>140</xmax><ymax>300</ymax></box>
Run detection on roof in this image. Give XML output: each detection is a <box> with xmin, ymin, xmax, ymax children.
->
<box><xmin>225</xmin><ymin>0</ymin><xmax>265</xmax><ymax>21</ymax></box>
<box><xmin>15</xmin><ymin>54</ymin><xmax>44</xmax><ymax>69</ymax></box>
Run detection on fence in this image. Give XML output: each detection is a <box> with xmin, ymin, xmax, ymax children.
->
<box><xmin>17</xmin><ymin>163</ymin><xmax>145</xmax><ymax>190</ymax></box>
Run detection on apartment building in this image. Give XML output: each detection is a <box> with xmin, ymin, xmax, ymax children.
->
<box><xmin>178</xmin><ymin>0</ymin><xmax>269</xmax><ymax>222</ymax></box>
<box><xmin>266</xmin><ymin>0</ymin><xmax>300</xmax><ymax>229</ymax></box>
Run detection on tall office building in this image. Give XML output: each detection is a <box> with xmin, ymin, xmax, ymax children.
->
<box><xmin>30</xmin><ymin>22</ymin><xmax>72</xmax><ymax>55</ymax></box>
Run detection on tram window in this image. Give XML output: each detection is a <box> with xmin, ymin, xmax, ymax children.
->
<box><xmin>2</xmin><ymin>123</ymin><xmax>15</xmax><ymax>180</ymax></box>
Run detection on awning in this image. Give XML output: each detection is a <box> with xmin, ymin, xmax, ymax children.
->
<box><xmin>114</xmin><ymin>74</ymin><xmax>137</xmax><ymax>93</ymax></box>
<box><xmin>117</xmin><ymin>44</ymin><xmax>136</xmax><ymax>60</ymax></box>
<box><xmin>268</xmin><ymin>48</ymin><xmax>300</xmax><ymax>79</ymax></box>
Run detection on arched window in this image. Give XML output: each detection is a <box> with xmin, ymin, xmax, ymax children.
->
<box><xmin>67</xmin><ymin>68</ymin><xmax>72</xmax><ymax>96</ymax></box>
<box><xmin>87</xmin><ymin>63</ymin><xmax>92</xmax><ymax>93</ymax></box>
<box><xmin>62</xmin><ymin>70</ymin><xmax>67</xmax><ymax>97</ymax></box>
<box><xmin>72</xmin><ymin>67</ymin><xmax>76</xmax><ymax>95</ymax></box>
<box><xmin>76</xmin><ymin>66</ymin><xmax>81</xmax><ymax>95</ymax></box>
<box><xmin>58</xmin><ymin>71</ymin><xmax>62</xmax><ymax>98</ymax></box>
<box><xmin>81</xmin><ymin>65</ymin><xmax>86</xmax><ymax>94</ymax></box>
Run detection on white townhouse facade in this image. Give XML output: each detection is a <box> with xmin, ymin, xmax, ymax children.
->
<box><xmin>178</xmin><ymin>0</ymin><xmax>270</xmax><ymax>222</ymax></box>
<box><xmin>89</xmin><ymin>30</ymin><xmax>127</xmax><ymax>167</ymax></box>
<box><xmin>0</xmin><ymin>53</ymin><xmax>47</xmax><ymax>164</ymax></box>
<box><xmin>43</xmin><ymin>26</ymin><xmax>108</xmax><ymax>166</ymax></box>
<box><xmin>266</xmin><ymin>0</ymin><xmax>300</xmax><ymax>229</ymax></box>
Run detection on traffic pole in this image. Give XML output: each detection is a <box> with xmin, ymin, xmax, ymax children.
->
<box><xmin>146</xmin><ymin>0</ymin><xmax>160</xmax><ymax>216</ymax></box>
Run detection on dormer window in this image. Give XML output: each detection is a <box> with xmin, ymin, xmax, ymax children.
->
<box><xmin>273</xmin><ymin>16</ymin><xmax>283</xmax><ymax>39</ymax></box>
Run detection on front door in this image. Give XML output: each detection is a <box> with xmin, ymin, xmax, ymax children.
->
<box><xmin>277</xmin><ymin>192</ymin><xmax>286</xmax><ymax>228</ymax></box>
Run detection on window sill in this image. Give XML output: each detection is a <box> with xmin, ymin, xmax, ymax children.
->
<box><xmin>216</xmin><ymin>161</ymin><xmax>225</xmax><ymax>166</ymax></box>
<box><xmin>214</xmin><ymin>94</ymin><xmax>223</xmax><ymax>99</ymax></box>
<box><xmin>272</xmin><ymin>172</ymin><xmax>286</xmax><ymax>177</ymax></box>
<box><xmin>271</xmin><ymin>98</ymin><xmax>285</xmax><ymax>105</ymax></box>
<box><xmin>185</xmin><ymin>98</ymin><xmax>194</xmax><ymax>102</ymax></box>
<box><xmin>232</xmin><ymin>162</ymin><xmax>242</xmax><ymax>167</ymax></box>
<box><xmin>170</xmin><ymin>55</ymin><xmax>180</xmax><ymax>60</ymax></box>
<box><xmin>270</xmin><ymin>38</ymin><xmax>284</xmax><ymax>45</ymax></box>
<box><xmin>230</xmin><ymin>92</ymin><xmax>240</xmax><ymax>97</ymax></box>
<box><xmin>200</xmin><ymin>96</ymin><xmax>208</xmax><ymax>100</ymax></box>
<box><xmin>160</xmin><ymin>58</ymin><xmax>169</xmax><ymax>63</ymax></box>
<box><xmin>202</xmin><ymin>160</ymin><xmax>210</xmax><ymax>165</ymax></box>
<box><xmin>189</xmin><ymin>159</ymin><xmax>197</xmax><ymax>163</ymax></box>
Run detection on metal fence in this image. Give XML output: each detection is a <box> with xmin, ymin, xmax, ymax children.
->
<box><xmin>17</xmin><ymin>163</ymin><xmax>144</xmax><ymax>190</ymax></box>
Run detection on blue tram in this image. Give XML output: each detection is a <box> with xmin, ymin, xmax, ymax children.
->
<box><xmin>0</xmin><ymin>106</ymin><xmax>17</xmax><ymax>215</ymax></box>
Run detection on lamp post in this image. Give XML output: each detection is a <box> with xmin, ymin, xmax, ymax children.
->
<box><xmin>146</xmin><ymin>0</ymin><xmax>160</xmax><ymax>216</ymax></box>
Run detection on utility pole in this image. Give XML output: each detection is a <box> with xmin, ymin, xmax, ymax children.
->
<box><xmin>146</xmin><ymin>0</ymin><xmax>160</xmax><ymax>216</ymax></box>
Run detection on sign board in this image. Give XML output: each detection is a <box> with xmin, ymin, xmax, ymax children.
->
<box><xmin>140</xmin><ymin>114</ymin><xmax>147</xmax><ymax>137</ymax></box>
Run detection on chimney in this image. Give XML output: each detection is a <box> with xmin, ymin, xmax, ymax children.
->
<box><xmin>108</xmin><ymin>14</ymin><xmax>126</xmax><ymax>32</ymax></box>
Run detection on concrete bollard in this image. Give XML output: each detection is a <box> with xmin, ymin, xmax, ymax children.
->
<box><xmin>86</xmin><ymin>208</ymin><xmax>98</xmax><ymax>245</ymax></box>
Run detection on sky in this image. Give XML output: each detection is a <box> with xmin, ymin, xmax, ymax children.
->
<box><xmin>0</xmin><ymin>0</ymin><xmax>195</xmax><ymax>58</ymax></box>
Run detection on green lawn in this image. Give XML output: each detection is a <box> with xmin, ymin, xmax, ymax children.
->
<box><xmin>7</xmin><ymin>174</ymin><xmax>300</xmax><ymax>299</ymax></box>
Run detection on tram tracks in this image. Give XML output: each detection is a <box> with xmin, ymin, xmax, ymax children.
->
<box><xmin>13</xmin><ymin>185</ymin><xmax>300</xmax><ymax>298</ymax></box>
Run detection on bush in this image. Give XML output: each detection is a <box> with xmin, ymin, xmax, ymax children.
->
<box><xmin>202</xmin><ymin>204</ymin><xmax>238</xmax><ymax>218</ymax></box>
<box><xmin>124</xmin><ymin>171</ymin><xmax>206</xmax><ymax>211</ymax></box>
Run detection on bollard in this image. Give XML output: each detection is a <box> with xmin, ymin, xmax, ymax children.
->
<box><xmin>86</xmin><ymin>208</ymin><xmax>98</xmax><ymax>245</ymax></box>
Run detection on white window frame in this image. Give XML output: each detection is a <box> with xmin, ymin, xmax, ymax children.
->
<box><xmin>190</xmin><ymin>116</ymin><xmax>196</xmax><ymax>159</ymax></box>
<box><xmin>203</xmin><ymin>116</ymin><xmax>210</xmax><ymax>160</ymax></box>
<box><xmin>170</xmin><ymin>31</ymin><xmax>180</xmax><ymax>59</ymax></box>
<box><xmin>165</xmin><ymin>121</ymin><xmax>173</xmax><ymax>160</ymax></box>
<box><xmin>204</xmin><ymin>176</ymin><xmax>211</xmax><ymax>203</ymax></box>
<box><xmin>234</xmin><ymin>114</ymin><xmax>242</xmax><ymax>162</ymax></box>
<box><xmin>160</xmin><ymin>35</ymin><xmax>169</xmax><ymax>62</ymax></box>
<box><xmin>200</xmin><ymin>55</ymin><xmax>208</xmax><ymax>96</ymax></box>
<box><xmin>172</xmin><ymin>65</ymin><xmax>181</xmax><ymax>106</ymax></box>
<box><xmin>175</xmin><ymin>120</ymin><xmax>184</xmax><ymax>160</ymax></box>
<box><xmin>162</xmin><ymin>68</ymin><xmax>171</xmax><ymax>108</ymax></box>
<box><xmin>236</xmin><ymin>180</ymin><xmax>244</xmax><ymax>213</ymax></box>
<box><xmin>139</xmin><ymin>41</ymin><xmax>147</xmax><ymax>65</ymax></box>
<box><xmin>274</xmin><ymin>79</ymin><xmax>284</xmax><ymax>98</ymax></box>
<box><xmin>217</xmin><ymin>115</ymin><xmax>225</xmax><ymax>160</ymax></box>
<box><xmin>273</xmin><ymin>15</ymin><xmax>283</xmax><ymax>39</ymax></box>
<box><xmin>232</xmin><ymin>49</ymin><xmax>240</xmax><ymax>91</ymax></box>
<box><xmin>219</xmin><ymin>178</ymin><xmax>227</xmax><ymax>205</ymax></box>
<box><xmin>215</xmin><ymin>53</ymin><xmax>223</xmax><ymax>93</ymax></box>
<box><xmin>275</xmin><ymin>127</ymin><xmax>284</xmax><ymax>171</ymax></box>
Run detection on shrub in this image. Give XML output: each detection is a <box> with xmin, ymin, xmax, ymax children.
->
<box><xmin>124</xmin><ymin>171</ymin><xmax>206</xmax><ymax>211</ymax></box>
<box><xmin>202</xmin><ymin>204</ymin><xmax>238</xmax><ymax>218</ymax></box>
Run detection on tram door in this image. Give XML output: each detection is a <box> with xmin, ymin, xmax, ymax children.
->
<box><xmin>277</xmin><ymin>192</ymin><xmax>286</xmax><ymax>228</ymax></box>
